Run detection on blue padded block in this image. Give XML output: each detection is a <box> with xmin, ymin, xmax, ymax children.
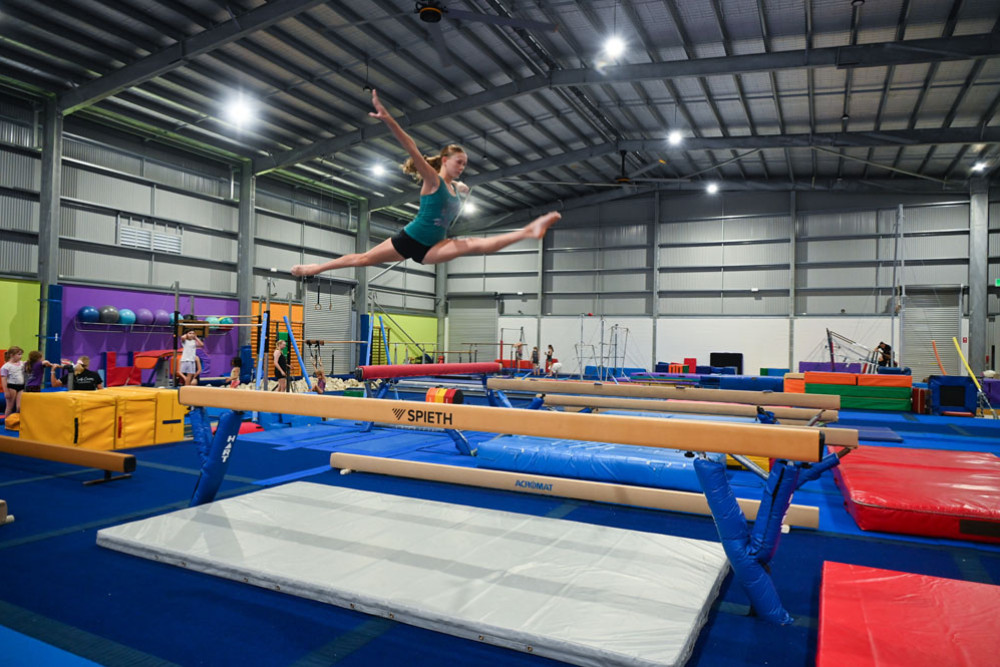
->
<box><xmin>475</xmin><ymin>435</ymin><xmax>726</xmax><ymax>493</ymax></box>
<box><xmin>697</xmin><ymin>375</ymin><xmax>721</xmax><ymax>388</ymax></box>
<box><xmin>718</xmin><ymin>375</ymin><xmax>784</xmax><ymax>392</ymax></box>
<box><xmin>929</xmin><ymin>375</ymin><xmax>977</xmax><ymax>415</ymax></box>
<box><xmin>695</xmin><ymin>365</ymin><xmax>714</xmax><ymax>374</ymax></box>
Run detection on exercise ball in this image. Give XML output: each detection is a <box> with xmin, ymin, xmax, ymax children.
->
<box><xmin>77</xmin><ymin>306</ymin><xmax>100</xmax><ymax>323</ymax></box>
<box><xmin>206</xmin><ymin>316</ymin><xmax>220</xmax><ymax>330</ymax></box>
<box><xmin>153</xmin><ymin>309</ymin><xmax>171</xmax><ymax>325</ymax></box>
<box><xmin>134</xmin><ymin>308</ymin><xmax>154</xmax><ymax>325</ymax></box>
<box><xmin>99</xmin><ymin>305</ymin><xmax>120</xmax><ymax>324</ymax></box>
<box><xmin>219</xmin><ymin>316</ymin><xmax>234</xmax><ymax>331</ymax></box>
<box><xmin>118</xmin><ymin>308</ymin><xmax>137</xmax><ymax>326</ymax></box>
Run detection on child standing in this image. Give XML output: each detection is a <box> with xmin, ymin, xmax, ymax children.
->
<box><xmin>273</xmin><ymin>339</ymin><xmax>290</xmax><ymax>392</ymax></box>
<box><xmin>311</xmin><ymin>365</ymin><xmax>327</xmax><ymax>395</ymax></box>
<box><xmin>228</xmin><ymin>356</ymin><xmax>242</xmax><ymax>389</ymax></box>
<box><xmin>178</xmin><ymin>330</ymin><xmax>203</xmax><ymax>387</ymax></box>
<box><xmin>23</xmin><ymin>351</ymin><xmax>46</xmax><ymax>393</ymax></box>
<box><xmin>2</xmin><ymin>347</ymin><xmax>25</xmax><ymax>418</ymax></box>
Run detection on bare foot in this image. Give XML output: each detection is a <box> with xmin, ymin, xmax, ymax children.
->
<box><xmin>291</xmin><ymin>264</ymin><xmax>320</xmax><ymax>277</ymax></box>
<box><xmin>527</xmin><ymin>211</ymin><xmax>561</xmax><ymax>239</ymax></box>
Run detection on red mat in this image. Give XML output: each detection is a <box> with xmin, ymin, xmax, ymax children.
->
<box><xmin>833</xmin><ymin>445</ymin><xmax>1000</xmax><ymax>544</ymax></box>
<box><xmin>818</xmin><ymin>561</ymin><xmax>1000</xmax><ymax>666</ymax></box>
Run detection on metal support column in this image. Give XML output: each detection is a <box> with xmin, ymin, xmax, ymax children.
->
<box><xmin>969</xmin><ymin>178</ymin><xmax>989</xmax><ymax>375</ymax></box>
<box><xmin>237</xmin><ymin>159</ymin><xmax>256</xmax><ymax>348</ymax></box>
<box><xmin>37</xmin><ymin>100</ymin><xmax>62</xmax><ymax>359</ymax></box>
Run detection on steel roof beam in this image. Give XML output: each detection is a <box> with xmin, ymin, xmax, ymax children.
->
<box><xmin>57</xmin><ymin>0</ymin><xmax>327</xmax><ymax>114</ymax></box>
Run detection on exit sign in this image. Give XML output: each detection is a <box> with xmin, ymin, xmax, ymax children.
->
<box><xmin>996</xmin><ymin>278</ymin><xmax>1000</xmax><ymax>287</ymax></box>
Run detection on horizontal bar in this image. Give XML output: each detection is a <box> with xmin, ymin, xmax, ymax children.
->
<box><xmin>0</xmin><ymin>435</ymin><xmax>136</xmax><ymax>473</ymax></box>
<box><xmin>330</xmin><ymin>453</ymin><xmax>819</xmax><ymax>529</ymax></box>
<box><xmin>487</xmin><ymin>377</ymin><xmax>840</xmax><ymax>410</ymax></box>
<box><xmin>179</xmin><ymin>387</ymin><xmax>824</xmax><ymax>461</ymax></box>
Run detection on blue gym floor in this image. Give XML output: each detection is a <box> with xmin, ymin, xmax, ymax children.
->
<box><xmin>1</xmin><ymin>399</ymin><xmax>999</xmax><ymax>667</ymax></box>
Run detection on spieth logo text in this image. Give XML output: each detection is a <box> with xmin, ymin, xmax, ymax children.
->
<box><xmin>391</xmin><ymin>407</ymin><xmax>454</xmax><ymax>426</ymax></box>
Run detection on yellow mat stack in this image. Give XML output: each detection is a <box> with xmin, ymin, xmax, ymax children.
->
<box><xmin>20</xmin><ymin>388</ymin><xmax>185</xmax><ymax>449</ymax></box>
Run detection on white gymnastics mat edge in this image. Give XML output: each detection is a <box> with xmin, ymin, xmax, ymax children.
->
<box><xmin>97</xmin><ymin>483</ymin><xmax>728</xmax><ymax>667</ymax></box>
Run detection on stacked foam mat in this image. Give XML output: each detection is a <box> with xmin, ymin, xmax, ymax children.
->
<box><xmin>797</xmin><ymin>372</ymin><xmax>912</xmax><ymax>411</ymax></box>
<box><xmin>20</xmin><ymin>387</ymin><xmax>185</xmax><ymax>449</ymax></box>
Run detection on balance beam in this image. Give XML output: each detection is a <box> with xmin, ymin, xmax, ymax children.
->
<box><xmin>0</xmin><ymin>435</ymin><xmax>136</xmax><ymax>485</ymax></box>
<box><xmin>542</xmin><ymin>394</ymin><xmax>838</xmax><ymax>423</ymax></box>
<box><xmin>330</xmin><ymin>453</ymin><xmax>819</xmax><ymax>529</ymax></box>
<box><xmin>488</xmin><ymin>377</ymin><xmax>839</xmax><ymax>410</ymax></box>
<box><xmin>179</xmin><ymin>387</ymin><xmax>824</xmax><ymax>462</ymax></box>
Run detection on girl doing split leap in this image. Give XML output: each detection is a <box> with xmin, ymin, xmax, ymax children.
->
<box><xmin>291</xmin><ymin>90</ymin><xmax>560</xmax><ymax>277</ymax></box>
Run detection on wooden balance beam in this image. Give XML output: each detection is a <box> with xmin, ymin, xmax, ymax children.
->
<box><xmin>541</xmin><ymin>394</ymin><xmax>858</xmax><ymax>448</ymax></box>
<box><xmin>542</xmin><ymin>393</ymin><xmax>838</xmax><ymax>423</ymax></box>
<box><xmin>487</xmin><ymin>377</ymin><xmax>840</xmax><ymax>410</ymax></box>
<box><xmin>179</xmin><ymin>387</ymin><xmax>824</xmax><ymax>462</ymax></box>
<box><xmin>0</xmin><ymin>435</ymin><xmax>136</xmax><ymax>485</ymax></box>
<box><xmin>330</xmin><ymin>453</ymin><xmax>820</xmax><ymax>529</ymax></box>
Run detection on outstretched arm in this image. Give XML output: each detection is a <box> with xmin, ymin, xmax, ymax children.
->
<box><xmin>369</xmin><ymin>90</ymin><xmax>438</xmax><ymax>184</ymax></box>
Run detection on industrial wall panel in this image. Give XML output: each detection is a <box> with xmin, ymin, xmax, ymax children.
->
<box><xmin>801</xmin><ymin>211</ymin><xmax>876</xmax><ymax>237</ymax></box>
<box><xmin>722</xmin><ymin>268</ymin><xmax>789</xmax><ymax>290</ymax></box>
<box><xmin>303</xmin><ymin>226</ymin><xmax>354</xmax><ymax>256</ymax></box>
<box><xmin>600</xmin><ymin>296</ymin><xmax>649</xmax><ymax>315</ymax></box>
<box><xmin>403</xmin><ymin>295</ymin><xmax>434</xmax><ymax>312</ymax></box>
<box><xmin>374</xmin><ymin>291</ymin><xmax>404</xmax><ymax>310</ymax></box>
<box><xmin>60</xmin><ymin>207</ymin><xmax>116</xmax><ymax>243</ymax></box>
<box><xmin>902</xmin><ymin>288</ymin><xmax>962</xmax><ymax>379</ymax></box>
<box><xmin>256</xmin><ymin>213</ymin><xmax>301</xmax><ymax>244</ymax></box>
<box><xmin>602</xmin><ymin>272</ymin><xmax>650</xmax><ymax>293</ymax></box>
<box><xmin>659</xmin><ymin>270</ymin><xmax>723</xmax><ymax>291</ymax></box>
<box><xmin>544</xmin><ymin>295</ymin><xmax>598</xmax><ymax>316</ymax></box>
<box><xmin>0</xmin><ymin>150</ymin><xmax>40</xmax><ymax>191</ymax></box>
<box><xmin>252</xmin><ymin>275</ymin><xmax>296</xmax><ymax>300</ymax></box>
<box><xmin>660</xmin><ymin>219</ymin><xmax>725</xmax><ymax>244</ymax></box>
<box><xmin>62</xmin><ymin>166</ymin><xmax>151</xmax><ymax>215</ymax></box>
<box><xmin>447</xmin><ymin>276</ymin><xmax>488</xmax><ymax>293</ymax></box>
<box><xmin>899</xmin><ymin>234</ymin><xmax>969</xmax><ymax>260</ymax></box>
<box><xmin>722</xmin><ymin>243</ymin><xmax>790</xmax><ymax>265</ymax></box>
<box><xmin>255</xmin><ymin>245</ymin><xmax>300</xmax><ymax>270</ymax></box>
<box><xmin>548</xmin><ymin>250</ymin><xmax>598</xmax><ymax>271</ymax></box>
<box><xmin>256</xmin><ymin>193</ymin><xmax>294</xmax><ymax>216</ymax></box>
<box><xmin>902</xmin><ymin>204</ymin><xmax>969</xmax><ymax>233</ymax></box>
<box><xmin>156</xmin><ymin>190</ymin><xmax>236</xmax><ymax>231</ymax></box>
<box><xmin>484</xmin><ymin>275</ymin><xmax>535</xmax><ymax>293</ymax></box>
<box><xmin>292</xmin><ymin>201</ymin><xmax>350</xmax><ymax>230</ymax></box>
<box><xmin>64</xmin><ymin>139</ymin><xmax>143</xmax><ymax>175</ymax></box>
<box><xmin>0</xmin><ymin>117</ymin><xmax>33</xmax><ymax>148</ymax></box>
<box><xmin>722</xmin><ymin>296</ymin><xmax>789</xmax><ymax>316</ymax></box>
<box><xmin>798</xmin><ymin>266</ymin><xmax>878</xmax><ymax>288</ymax></box>
<box><xmin>297</xmin><ymin>253</ymin><xmax>354</xmax><ymax>284</ymax></box>
<box><xmin>407</xmin><ymin>272</ymin><xmax>435</xmax><ymax>294</ymax></box>
<box><xmin>798</xmin><ymin>238</ymin><xmax>877</xmax><ymax>262</ymax></box>
<box><xmin>598</xmin><ymin>197</ymin><xmax>654</xmax><ymax>222</ymax></box>
<box><xmin>547</xmin><ymin>273</ymin><xmax>598</xmax><ymax>292</ymax></box>
<box><xmin>989</xmin><ymin>230</ymin><xmax>1000</xmax><ymax>255</ymax></box>
<box><xmin>503</xmin><ymin>296</ymin><xmax>539</xmax><ymax>317</ymax></box>
<box><xmin>724</xmin><ymin>215</ymin><xmax>791</xmax><ymax>241</ymax></box>
<box><xmin>549</xmin><ymin>226</ymin><xmax>599</xmax><ymax>248</ymax></box>
<box><xmin>876</xmin><ymin>263</ymin><xmax>968</xmax><ymax>285</ymax></box>
<box><xmin>0</xmin><ymin>237</ymin><xmax>37</xmax><ymax>275</ymax></box>
<box><xmin>659</xmin><ymin>245</ymin><xmax>724</xmax><ymax>267</ymax></box>
<box><xmin>990</xmin><ymin>202</ymin><xmax>1000</xmax><ymax>229</ymax></box>
<box><xmin>449</xmin><ymin>254</ymin><xmax>486</xmax><ymax>273</ymax></box>
<box><xmin>152</xmin><ymin>263</ymin><xmax>235</xmax><ymax>294</ymax></box>
<box><xmin>600</xmin><ymin>222</ymin><xmax>650</xmax><ymax>246</ymax></box>
<box><xmin>601</xmin><ymin>247</ymin><xmax>648</xmax><ymax>269</ymax></box>
<box><xmin>659</xmin><ymin>296</ymin><xmax>723</xmax><ymax>315</ymax></box>
<box><xmin>370</xmin><ymin>267</ymin><xmax>406</xmax><ymax>292</ymax></box>
<box><xmin>484</xmin><ymin>251</ymin><xmax>537</xmax><ymax>273</ymax></box>
<box><xmin>799</xmin><ymin>294</ymin><xmax>880</xmax><ymax>314</ymax></box>
<box><xmin>143</xmin><ymin>162</ymin><xmax>226</xmax><ymax>199</ymax></box>
<box><xmin>183</xmin><ymin>228</ymin><xmax>236</xmax><ymax>263</ymax></box>
<box><xmin>0</xmin><ymin>193</ymin><xmax>39</xmax><ymax>233</ymax></box>
<box><xmin>62</xmin><ymin>248</ymin><xmax>150</xmax><ymax>285</ymax></box>
<box><xmin>445</xmin><ymin>296</ymin><xmax>497</xmax><ymax>356</ymax></box>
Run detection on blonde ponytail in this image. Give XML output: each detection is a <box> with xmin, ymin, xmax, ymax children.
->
<box><xmin>401</xmin><ymin>144</ymin><xmax>466</xmax><ymax>181</ymax></box>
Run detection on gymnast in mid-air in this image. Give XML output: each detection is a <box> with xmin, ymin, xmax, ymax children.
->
<box><xmin>291</xmin><ymin>90</ymin><xmax>560</xmax><ymax>277</ymax></box>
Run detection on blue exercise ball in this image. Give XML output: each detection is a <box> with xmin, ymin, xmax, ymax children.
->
<box><xmin>99</xmin><ymin>305</ymin><xmax>120</xmax><ymax>324</ymax></box>
<box><xmin>77</xmin><ymin>306</ymin><xmax>100</xmax><ymax>323</ymax></box>
<box><xmin>118</xmin><ymin>308</ymin><xmax>137</xmax><ymax>325</ymax></box>
<box><xmin>135</xmin><ymin>308</ymin><xmax>154</xmax><ymax>325</ymax></box>
<box><xmin>206</xmin><ymin>316</ymin><xmax>220</xmax><ymax>330</ymax></box>
<box><xmin>153</xmin><ymin>309</ymin><xmax>171</xmax><ymax>325</ymax></box>
<box><xmin>219</xmin><ymin>316</ymin><xmax>234</xmax><ymax>331</ymax></box>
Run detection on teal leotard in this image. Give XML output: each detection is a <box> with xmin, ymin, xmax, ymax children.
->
<box><xmin>402</xmin><ymin>176</ymin><xmax>462</xmax><ymax>246</ymax></box>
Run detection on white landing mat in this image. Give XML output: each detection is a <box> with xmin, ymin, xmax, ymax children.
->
<box><xmin>97</xmin><ymin>483</ymin><xmax>728</xmax><ymax>667</ymax></box>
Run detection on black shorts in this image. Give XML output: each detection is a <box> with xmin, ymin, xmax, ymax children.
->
<box><xmin>6</xmin><ymin>383</ymin><xmax>24</xmax><ymax>392</ymax></box>
<box><xmin>390</xmin><ymin>229</ymin><xmax>434</xmax><ymax>264</ymax></box>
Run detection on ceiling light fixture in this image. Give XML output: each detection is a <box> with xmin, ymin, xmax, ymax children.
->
<box><xmin>463</xmin><ymin>201</ymin><xmax>477</xmax><ymax>214</ymax></box>
<box><xmin>667</xmin><ymin>130</ymin><xmax>683</xmax><ymax>146</ymax></box>
<box><xmin>841</xmin><ymin>113</ymin><xmax>850</xmax><ymax>121</ymax></box>
<box><xmin>972</xmin><ymin>162</ymin><xmax>987</xmax><ymax>173</ymax></box>
<box><xmin>372</xmin><ymin>163</ymin><xmax>386</xmax><ymax>177</ymax></box>
<box><xmin>604</xmin><ymin>36</ymin><xmax>625</xmax><ymax>59</ymax></box>
<box><xmin>851</xmin><ymin>0</ymin><xmax>865</xmax><ymax>7</ymax></box>
<box><xmin>224</xmin><ymin>93</ymin><xmax>256</xmax><ymax>128</ymax></box>
<box><xmin>706</xmin><ymin>182</ymin><xmax>719</xmax><ymax>195</ymax></box>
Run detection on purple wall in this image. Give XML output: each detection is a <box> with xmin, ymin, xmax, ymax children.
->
<box><xmin>61</xmin><ymin>285</ymin><xmax>240</xmax><ymax>382</ymax></box>
<box><xmin>798</xmin><ymin>361</ymin><xmax>864</xmax><ymax>373</ymax></box>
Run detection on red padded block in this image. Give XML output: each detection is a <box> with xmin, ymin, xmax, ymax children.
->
<box><xmin>834</xmin><ymin>445</ymin><xmax>1000</xmax><ymax>544</ymax></box>
<box><xmin>818</xmin><ymin>561</ymin><xmax>1000</xmax><ymax>667</ymax></box>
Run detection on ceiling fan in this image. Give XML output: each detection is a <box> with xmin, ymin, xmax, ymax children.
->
<box><xmin>501</xmin><ymin>151</ymin><xmax>690</xmax><ymax>191</ymax></box>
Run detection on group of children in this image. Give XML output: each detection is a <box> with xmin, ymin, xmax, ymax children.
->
<box><xmin>2</xmin><ymin>347</ymin><xmax>104</xmax><ymax>421</ymax></box>
<box><xmin>513</xmin><ymin>344</ymin><xmax>561</xmax><ymax>376</ymax></box>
